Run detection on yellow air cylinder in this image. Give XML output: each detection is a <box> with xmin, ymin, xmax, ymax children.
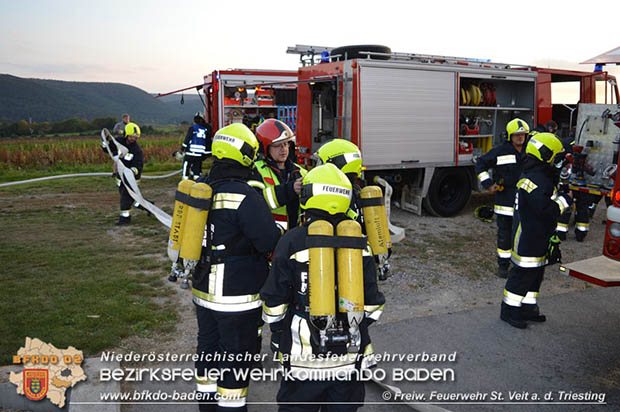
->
<box><xmin>336</xmin><ymin>220</ymin><xmax>364</xmax><ymax>313</ymax></box>
<box><xmin>308</xmin><ymin>220</ymin><xmax>336</xmax><ymax>318</ymax></box>
<box><xmin>179</xmin><ymin>183</ymin><xmax>212</xmax><ymax>262</ymax></box>
<box><xmin>360</xmin><ymin>186</ymin><xmax>392</xmax><ymax>255</ymax></box>
<box><xmin>167</xmin><ymin>179</ymin><xmax>196</xmax><ymax>262</ymax></box>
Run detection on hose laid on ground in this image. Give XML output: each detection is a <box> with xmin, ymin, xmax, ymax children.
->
<box><xmin>0</xmin><ymin>169</ymin><xmax>181</xmax><ymax>188</ymax></box>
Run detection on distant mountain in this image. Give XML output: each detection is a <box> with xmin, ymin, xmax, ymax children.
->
<box><xmin>0</xmin><ymin>74</ymin><xmax>204</xmax><ymax>125</ymax></box>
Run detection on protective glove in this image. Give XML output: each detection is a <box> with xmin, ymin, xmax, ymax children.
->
<box><xmin>546</xmin><ymin>234</ymin><xmax>562</xmax><ymax>265</ymax></box>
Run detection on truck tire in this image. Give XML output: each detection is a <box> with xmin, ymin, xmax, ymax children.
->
<box><xmin>330</xmin><ymin>45</ymin><xmax>392</xmax><ymax>61</ymax></box>
<box><xmin>423</xmin><ymin>168</ymin><xmax>471</xmax><ymax>217</ymax></box>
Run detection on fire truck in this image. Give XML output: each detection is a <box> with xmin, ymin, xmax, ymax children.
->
<box><xmin>156</xmin><ymin>69</ymin><xmax>298</xmax><ymax>132</ymax></box>
<box><xmin>289</xmin><ymin>44</ymin><xmax>620</xmax><ymax>217</ymax></box>
<box><xmin>202</xmin><ymin>69</ymin><xmax>298</xmax><ymax>132</ymax></box>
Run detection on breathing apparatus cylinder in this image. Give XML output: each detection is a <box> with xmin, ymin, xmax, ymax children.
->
<box><xmin>336</xmin><ymin>220</ymin><xmax>365</xmax><ymax>314</ymax></box>
<box><xmin>360</xmin><ymin>185</ymin><xmax>392</xmax><ymax>255</ymax></box>
<box><xmin>336</xmin><ymin>219</ymin><xmax>365</xmax><ymax>351</ymax></box>
<box><xmin>167</xmin><ymin>179</ymin><xmax>196</xmax><ymax>262</ymax></box>
<box><xmin>308</xmin><ymin>220</ymin><xmax>336</xmax><ymax>332</ymax></box>
<box><xmin>179</xmin><ymin>182</ymin><xmax>212</xmax><ymax>264</ymax></box>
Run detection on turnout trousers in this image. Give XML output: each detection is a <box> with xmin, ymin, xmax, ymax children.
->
<box><xmin>195</xmin><ymin>306</ymin><xmax>262</xmax><ymax>412</ymax></box>
<box><xmin>277</xmin><ymin>378</ymin><xmax>365</xmax><ymax>412</ymax></box>
<box><xmin>183</xmin><ymin>155</ymin><xmax>203</xmax><ymax>180</ymax></box>
<box><xmin>503</xmin><ymin>265</ymin><xmax>545</xmax><ymax>309</ymax></box>
<box><xmin>496</xmin><ymin>214</ymin><xmax>513</xmax><ymax>269</ymax></box>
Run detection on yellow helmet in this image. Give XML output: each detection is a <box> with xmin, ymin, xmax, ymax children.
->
<box><xmin>526</xmin><ymin>132</ymin><xmax>564</xmax><ymax>164</ymax></box>
<box><xmin>506</xmin><ymin>118</ymin><xmax>529</xmax><ymax>141</ymax></box>
<box><xmin>211</xmin><ymin>123</ymin><xmax>259</xmax><ymax>167</ymax></box>
<box><xmin>300</xmin><ymin>163</ymin><xmax>352</xmax><ymax>215</ymax></box>
<box><xmin>125</xmin><ymin>122</ymin><xmax>141</xmax><ymax>137</ymax></box>
<box><xmin>315</xmin><ymin>139</ymin><xmax>362</xmax><ymax>177</ymax></box>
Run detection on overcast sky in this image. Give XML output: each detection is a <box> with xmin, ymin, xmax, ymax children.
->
<box><xmin>1</xmin><ymin>0</ymin><xmax>619</xmax><ymax>94</ymax></box>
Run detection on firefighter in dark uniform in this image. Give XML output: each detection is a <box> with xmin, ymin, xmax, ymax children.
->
<box><xmin>101</xmin><ymin>122</ymin><xmax>144</xmax><ymax>225</ymax></box>
<box><xmin>181</xmin><ymin>113</ymin><xmax>213</xmax><ymax>180</ymax></box>
<box><xmin>191</xmin><ymin>123</ymin><xmax>281</xmax><ymax>411</ymax></box>
<box><xmin>475</xmin><ymin>118</ymin><xmax>529</xmax><ymax>278</ymax></box>
<box><xmin>253</xmin><ymin>119</ymin><xmax>307</xmax><ymax>231</ymax></box>
<box><xmin>555</xmin><ymin>137</ymin><xmax>593</xmax><ymax>242</ymax></box>
<box><xmin>261</xmin><ymin>163</ymin><xmax>385</xmax><ymax>411</ymax></box>
<box><xmin>315</xmin><ymin>139</ymin><xmax>364</xmax><ymax>223</ymax></box>
<box><xmin>501</xmin><ymin>132</ymin><xmax>572</xmax><ymax>329</ymax></box>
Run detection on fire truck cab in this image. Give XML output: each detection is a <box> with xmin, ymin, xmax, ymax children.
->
<box><xmin>290</xmin><ymin>44</ymin><xmax>619</xmax><ymax>217</ymax></box>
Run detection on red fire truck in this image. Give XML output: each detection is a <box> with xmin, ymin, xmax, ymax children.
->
<box><xmin>289</xmin><ymin>45</ymin><xmax>620</xmax><ymax>217</ymax></box>
<box><xmin>202</xmin><ymin>69</ymin><xmax>298</xmax><ymax>132</ymax></box>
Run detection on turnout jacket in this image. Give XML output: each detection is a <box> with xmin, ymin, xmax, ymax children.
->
<box><xmin>191</xmin><ymin>161</ymin><xmax>281</xmax><ymax>312</ymax></box>
<box><xmin>252</xmin><ymin>157</ymin><xmax>307</xmax><ymax>231</ymax></box>
<box><xmin>511</xmin><ymin>158</ymin><xmax>572</xmax><ymax>268</ymax></box>
<box><xmin>103</xmin><ymin>137</ymin><xmax>144</xmax><ymax>179</ymax></box>
<box><xmin>260</xmin><ymin>213</ymin><xmax>385</xmax><ymax>379</ymax></box>
<box><xmin>182</xmin><ymin>123</ymin><xmax>212</xmax><ymax>157</ymax></box>
<box><xmin>475</xmin><ymin>141</ymin><xmax>524</xmax><ymax>216</ymax></box>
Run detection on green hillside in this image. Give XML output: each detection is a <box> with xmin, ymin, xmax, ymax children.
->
<box><xmin>0</xmin><ymin>74</ymin><xmax>203</xmax><ymax>125</ymax></box>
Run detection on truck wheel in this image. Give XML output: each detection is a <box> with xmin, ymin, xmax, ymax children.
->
<box><xmin>330</xmin><ymin>45</ymin><xmax>392</xmax><ymax>61</ymax></box>
<box><xmin>423</xmin><ymin>168</ymin><xmax>471</xmax><ymax>217</ymax></box>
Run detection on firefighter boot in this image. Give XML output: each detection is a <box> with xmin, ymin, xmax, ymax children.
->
<box><xmin>575</xmin><ymin>230</ymin><xmax>586</xmax><ymax>242</ymax></box>
<box><xmin>556</xmin><ymin>231</ymin><xmax>567</xmax><ymax>241</ymax></box>
<box><xmin>115</xmin><ymin>216</ymin><xmax>131</xmax><ymax>226</ymax></box>
<box><xmin>521</xmin><ymin>304</ymin><xmax>546</xmax><ymax>322</ymax></box>
<box><xmin>500</xmin><ymin>302</ymin><xmax>527</xmax><ymax>329</ymax></box>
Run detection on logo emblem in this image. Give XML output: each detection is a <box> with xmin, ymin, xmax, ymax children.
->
<box><xmin>24</xmin><ymin>369</ymin><xmax>48</xmax><ymax>401</ymax></box>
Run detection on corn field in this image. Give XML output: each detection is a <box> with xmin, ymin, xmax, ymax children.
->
<box><xmin>0</xmin><ymin>135</ymin><xmax>183</xmax><ymax>170</ymax></box>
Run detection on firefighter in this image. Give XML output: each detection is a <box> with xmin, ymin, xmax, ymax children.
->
<box><xmin>314</xmin><ymin>139</ymin><xmax>393</xmax><ymax>280</ymax></box>
<box><xmin>110</xmin><ymin>113</ymin><xmax>130</xmax><ymax>187</ymax></box>
<box><xmin>252</xmin><ymin>119</ymin><xmax>307</xmax><ymax>231</ymax></box>
<box><xmin>475</xmin><ymin>118</ymin><xmax>529</xmax><ymax>278</ymax></box>
<box><xmin>555</xmin><ymin>137</ymin><xmax>591</xmax><ymax>242</ymax></box>
<box><xmin>315</xmin><ymin>139</ymin><xmax>364</xmax><ymax>222</ymax></box>
<box><xmin>181</xmin><ymin>112</ymin><xmax>213</xmax><ymax>180</ymax></box>
<box><xmin>501</xmin><ymin>132</ymin><xmax>572</xmax><ymax>329</ymax></box>
<box><xmin>101</xmin><ymin>122</ymin><xmax>144</xmax><ymax>225</ymax></box>
<box><xmin>191</xmin><ymin>123</ymin><xmax>280</xmax><ymax>412</ymax></box>
<box><xmin>261</xmin><ymin>163</ymin><xmax>385</xmax><ymax>411</ymax></box>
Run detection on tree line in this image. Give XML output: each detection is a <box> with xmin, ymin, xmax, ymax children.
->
<box><xmin>0</xmin><ymin>117</ymin><xmax>160</xmax><ymax>138</ymax></box>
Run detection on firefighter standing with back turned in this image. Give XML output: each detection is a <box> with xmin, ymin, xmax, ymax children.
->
<box><xmin>101</xmin><ymin>122</ymin><xmax>144</xmax><ymax>226</ymax></box>
<box><xmin>181</xmin><ymin>112</ymin><xmax>213</xmax><ymax>180</ymax></box>
<box><xmin>315</xmin><ymin>139</ymin><xmax>393</xmax><ymax>280</ymax></box>
<box><xmin>191</xmin><ymin>123</ymin><xmax>281</xmax><ymax>411</ymax></box>
<box><xmin>253</xmin><ymin>119</ymin><xmax>307</xmax><ymax>231</ymax></box>
<box><xmin>261</xmin><ymin>163</ymin><xmax>385</xmax><ymax>411</ymax></box>
<box><xmin>475</xmin><ymin>118</ymin><xmax>529</xmax><ymax>278</ymax></box>
<box><xmin>501</xmin><ymin>132</ymin><xmax>572</xmax><ymax>329</ymax></box>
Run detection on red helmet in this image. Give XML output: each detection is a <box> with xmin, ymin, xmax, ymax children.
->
<box><xmin>255</xmin><ymin>119</ymin><xmax>295</xmax><ymax>156</ymax></box>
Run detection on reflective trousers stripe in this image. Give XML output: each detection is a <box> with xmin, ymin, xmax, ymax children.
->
<box><xmin>120</xmin><ymin>210</ymin><xmax>130</xmax><ymax>217</ymax></box>
<box><xmin>497</xmin><ymin>248</ymin><xmax>512</xmax><ymax>258</ymax></box>
<box><xmin>575</xmin><ymin>222</ymin><xmax>590</xmax><ymax>232</ymax></box>
<box><xmin>503</xmin><ymin>289</ymin><xmax>523</xmax><ymax>307</ymax></box>
<box><xmin>522</xmin><ymin>291</ymin><xmax>539</xmax><ymax>305</ymax></box>
<box><xmin>556</xmin><ymin>222</ymin><xmax>568</xmax><ymax>232</ymax></box>
<box><xmin>364</xmin><ymin>304</ymin><xmax>384</xmax><ymax>321</ymax></box>
<box><xmin>511</xmin><ymin>252</ymin><xmax>546</xmax><ymax>268</ymax></box>
<box><xmin>193</xmin><ymin>295</ymin><xmax>262</xmax><ymax>312</ymax></box>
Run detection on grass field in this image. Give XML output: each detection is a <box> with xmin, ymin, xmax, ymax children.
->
<box><xmin>0</xmin><ymin>136</ymin><xmax>191</xmax><ymax>365</ymax></box>
<box><xmin>0</xmin><ymin>134</ymin><xmax>184</xmax><ymax>179</ymax></box>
